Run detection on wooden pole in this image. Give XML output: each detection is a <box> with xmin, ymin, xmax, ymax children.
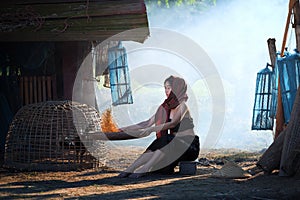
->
<box><xmin>275</xmin><ymin>84</ymin><xmax>285</xmax><ymax>138</ymax></box>
<box><xmin>267</xmin><ymin>38</ymin><xmax>284</xmax><ymax>139</ymax></box>
<box><xmin>267</xmin><ymin>38</ymin><xmax>277</xmax><ymax>68</ymax></box>
<box><xmin>280</xmin><ymin>0</ymin><xmax>297</xmax><ymax>57</ymax></box>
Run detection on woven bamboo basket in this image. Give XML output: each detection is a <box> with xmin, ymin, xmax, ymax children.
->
<box><xmin>4</xmin><ymin>101</ymin><xmax>107</xmax><ymax>171</ymax></box>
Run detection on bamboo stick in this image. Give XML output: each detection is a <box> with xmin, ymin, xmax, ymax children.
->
<box><xmin>42</xmin><ymin>76</ymin><xmax>46</xmax><ymax>101</ymax></box>
<box><xmin>29</xmin><ymin>76</ymin><xmax>33</xmax><ymax>104</ymax></box>
<box><xmin>20</xmin><ymin>77</ymin><xmax>24</xmax><ymax>105</ymax></box>
<box><xmin>47</xmin><ymin>76</ymin><xmax>52</xmax><ymax>100</ymax></box>
<box><xmin>280</xmin><ymin>0</ymin><xmax>298</xmax><ymax>57</ymax></box>
<box><xmin>37</xmin><ymin>76</ymin><xmax>42</xmax><ymax>102</ymax></box>
<box><xmin>33</xmin><ymin>76</ymin><xmax>37</xmax><ymax>103</ymax></box>
<box><xmin>24</xmin><ymin>76</ymin><xmax>29</xmax><ymax>105</ymax></box>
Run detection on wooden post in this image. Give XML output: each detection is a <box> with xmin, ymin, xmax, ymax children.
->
<box><xmin>47</xmin><ymin>76</ymin><xmax>52</xmax><ymax>100</ymax></box>
<box><xmin>37</xmin><ymin>76</ymin><xmax>42</xmax><ymax>102</ymax></box>
<box><xmin>42</xmin><ymin>76</ymin><xmax>46</xmax><ymax>101</ymax></box>
<box><xmin>275</xmin><ymin>84</ymin><xmax>285</xmax><ymax>139</ymax></box>
<box><xmin>24</xmin><ymin>76</ymin><xmax>29</xmax><ymax>105</ymax></box>
<box><xmin>293</xmin><ymin>1</ymin><xmax>300</xmax><ymax>51</ymax></box>
<box><xmin>33</xmin><ymin>76</ymin><xmax>37</xmax><ymax>103</ymax></box>
<box><xmin>29</xmin><ymin>76</ymin><xmax>33</xmax><ymax>104</ymax></box>
<box><xmin>267</xmin><ymin>38</ymin><xmax>277</xmax><ymax>68</ymax></box>
<box><xmin>20</xmin><ymin>77</ymin><xmax>24</xmax><ymax>106</ymax></box>
<box><xmin>267</xmin><ymin>38</ymin><xmax>284</xmax><ymax>139</ymax></box>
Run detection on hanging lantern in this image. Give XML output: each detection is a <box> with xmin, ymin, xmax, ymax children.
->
<box><xmin>277</xmin><ymin>51</ymin><xmax>300</xmax><ymax>123</ymax></box>
<box><xmin>251</xmin><ymin>63</ymin><xmax>274</xmax><ymax>130</ymax></box>
<box><xmin>107</xmin><ymin>41</ymin><xmax>133</xmax><ymax>106</ymax></box>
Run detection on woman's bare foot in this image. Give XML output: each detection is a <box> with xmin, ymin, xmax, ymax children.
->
<box><xmin>128</xmin><ymin>172</ymin><xmax>146</xmax><ymax>178</ymax></box>
<box><xmin>117</xmin><ymin>171</ymin><xmax>132</xmax><ymax>178</ymax></box>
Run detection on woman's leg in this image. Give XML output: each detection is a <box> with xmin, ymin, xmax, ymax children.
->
<box><xmin>126</xmin><ymin>150</ymin><xmax>155</xmax><ymax>172</ymax></box>
<box><xmin>128</xmin><ymin>149</ymin><xmax>166</xmax><ymax>178</ymax></box>
<box><xmin>118</xmin><ymin>150</ymin><xmax>154</xmax><ymax>177</ymax></box>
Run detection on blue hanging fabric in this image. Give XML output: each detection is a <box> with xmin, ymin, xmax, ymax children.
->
<box><xmin>277</xmin><ymin>51</ymin><xmax>300</xmax><ymax>123</ymax></box>
<box><xmin>107</xmin><ymin>41</ymin><xmax>133</xmax><ymax>106</ymax></box>
<box><xmin>251</xmin><ymin>64</ymin><xmax>274</xmax><ymax>130</ymax></box>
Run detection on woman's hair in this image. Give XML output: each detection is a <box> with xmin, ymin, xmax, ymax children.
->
<box><xmin>164</xmin><ymin>75</ymin><xmax>175</xmax><ymax>86</ymax></box>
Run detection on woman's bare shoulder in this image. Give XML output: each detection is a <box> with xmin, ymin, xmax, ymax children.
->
<box><xmin>172</xmin><ymin>102</ymin><xmax>188</xmax><ymax>113</ymax></box>
<box><xmin>180</xmin><ymin>101</ymin><xmax>188</xmax><ymax>109</ymax></box>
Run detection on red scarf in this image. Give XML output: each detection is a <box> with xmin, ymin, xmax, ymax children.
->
<box><xmin>154</xmin><ymin>77</ymin><xmax>188</xmax><ymax>138</ymax></box>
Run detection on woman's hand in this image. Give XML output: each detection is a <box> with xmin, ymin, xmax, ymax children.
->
<box><xmin>138</xmin><ymin>127</ymin><xmax>153</xmax><ymax>137</ymax></box>
<box><xmin>119</xmin><ymin>127</ymin><xmax>138</xmax><ymax>133</ymax></box>
<box><xmin>119</xmin><ymin>126</ymin><xmax>154</xmax><ymax>138</ymax></box>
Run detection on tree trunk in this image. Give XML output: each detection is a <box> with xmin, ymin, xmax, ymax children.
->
<box><xmin>279</xmin><ymin>87</ymin><xmax>300</xmax><ymax>176</ymax></box>
<box><xmin>256</xmin><ymin>129</ymin><xmax>286</xmax><ymax>173</ymax></box>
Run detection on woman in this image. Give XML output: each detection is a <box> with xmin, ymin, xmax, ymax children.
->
<box><xmin>118</xmin><ymin>75</ymin><xmax>200</xmax><ymax>178</ymax></box>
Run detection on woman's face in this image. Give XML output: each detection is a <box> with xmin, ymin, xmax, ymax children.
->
<box><xmin>164</xmin><ymin>81</ymin><xmax>172</xmax><ymax>97</ymax></box>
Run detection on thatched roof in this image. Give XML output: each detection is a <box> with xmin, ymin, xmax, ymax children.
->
<box><xmin>0</xmin><ymin>0</ymin><xmax>149</xmax><ymax>42</ymax></box>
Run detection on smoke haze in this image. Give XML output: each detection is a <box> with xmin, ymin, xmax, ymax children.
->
<box><xmin>144</xmin><ymin>0</ymin><xmax>292</xmax><ymax>150</ymax></box>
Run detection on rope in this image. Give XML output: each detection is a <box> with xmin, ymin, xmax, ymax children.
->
<box><xmin>0</xmin><ymin>5</ymin><xmax>44</xmax><ymax>32</ymax></box>
<box><xmin>1</xmin><ymin>1</ymin><xmax>91</xmax><ymax>33</ymax></box>
<box><xmin>86</xmin><ymin>0</ymin><xmax>91</xmax><ymax>22</ymax></box>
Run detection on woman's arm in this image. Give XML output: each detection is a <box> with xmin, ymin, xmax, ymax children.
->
<box><xmin>144</xmin><ymin>102</ymin><xmax>188</xmax><ymax>134</ymax></box>
<box><xmin>119</xmin><ymin>115</ymin><xmax>155</xmax><ymax>131</ymax></box>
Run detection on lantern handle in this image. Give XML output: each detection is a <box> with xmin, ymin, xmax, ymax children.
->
<box><xmin>266</xmin><ymin>63</ymin><xmax>273</xmax><ymax>69</ymax></box>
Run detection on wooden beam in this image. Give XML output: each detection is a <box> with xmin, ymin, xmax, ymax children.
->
<box><xmin>0</xmin><ymin>15</ymin><xmax>149</xmax><ymax>42</ymax></box>
<box><xmin>0</xmin><ymin>0</ymin><xmax>149</xmax><ymax>42</ymax></box>
<box><xmin>0</xmin><ymin>1</ymin><xmax>146</xmax><ymax>19</ymax></box>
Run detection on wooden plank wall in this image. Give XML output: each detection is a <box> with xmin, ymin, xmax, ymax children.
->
<box><xmin>0</xmin><ymin>0</ymin><xmax>149</xmax><ymax>42</ymax></box>
<box><xmin>19</xmin><ymin>75</ymin><xmax>57</xmax><ymax>105</ymax></box>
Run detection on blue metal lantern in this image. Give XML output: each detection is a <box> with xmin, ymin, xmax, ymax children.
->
<box><xmin>277</xmin><ymin>51</ymin><xmax>300</xmax><ymax>123</ymax></box>
<box><xmin>251</xmin><ymin>63</ymin><xmax>274</xmax><ymax>130</ymax></box>
<box><xmin>107</xmin><ymin>42</ymin><xmax>133</xmax><ymax>106</ymax></box>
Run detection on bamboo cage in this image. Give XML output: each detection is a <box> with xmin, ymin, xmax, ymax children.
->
<box><xmin>4</xmin><ymin>101</ymin><xmax>107</xmax><ymax>171</ymax></box>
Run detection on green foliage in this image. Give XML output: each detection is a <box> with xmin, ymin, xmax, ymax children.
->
<box><xmin>145</xmin><ymin>0</ymin><xmax>217</xmax><ymax>9</ymax></box>
<box><xmin>145</xmin><ymin>0</ymin><xmax>218</xmax><ymax>18</ymax></box>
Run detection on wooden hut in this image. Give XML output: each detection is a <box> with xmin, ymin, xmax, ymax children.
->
<box><xmin>0</xmin><ymin>0</ymin><xmax>149</xmax><ymax>169</ymax></box>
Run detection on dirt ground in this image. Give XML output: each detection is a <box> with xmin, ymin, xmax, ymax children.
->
<box><xmin>1</xmin><ymin>148</ymin><xmax>300</xmax><ymax>200</ymax></box>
